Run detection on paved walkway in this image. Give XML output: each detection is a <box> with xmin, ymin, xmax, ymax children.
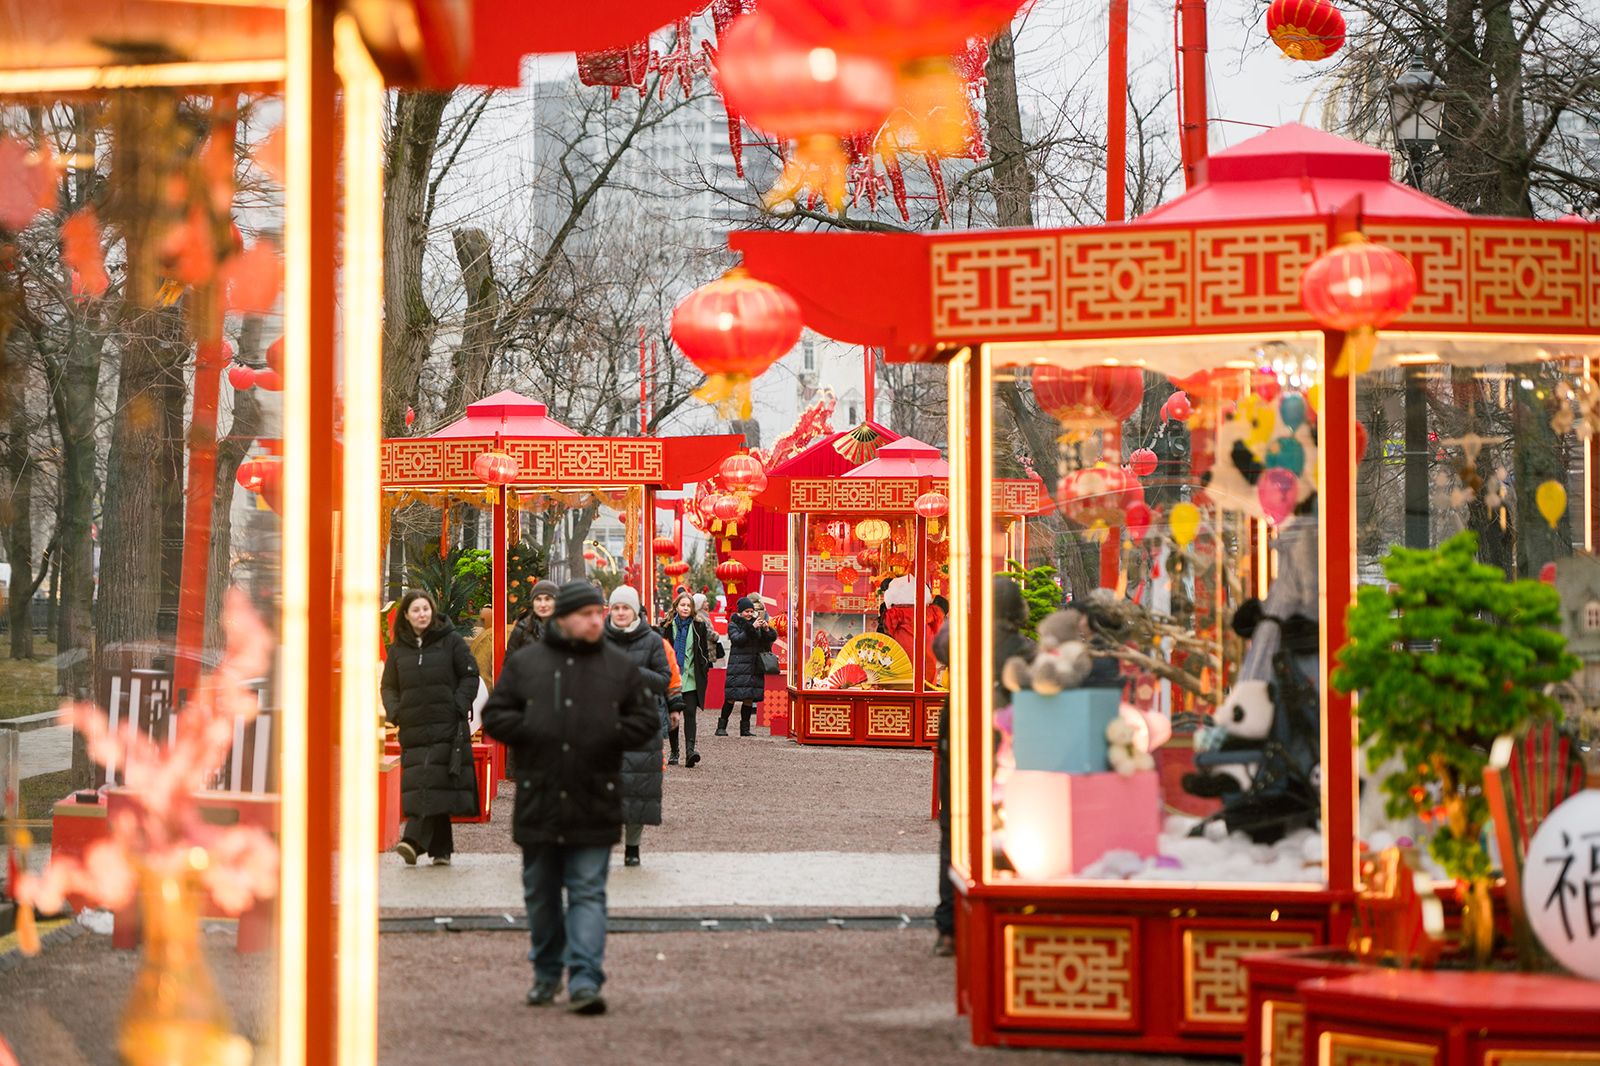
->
<box><xmin>379</xmin><ymin>850</ymin><xmax>938</xmax><ymax>913</ymax></box>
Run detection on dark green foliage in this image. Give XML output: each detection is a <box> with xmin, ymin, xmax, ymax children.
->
<box><xmin>406</xmin><ymin>545</ymin><xmax>483</xmax><ymax>634</ymax></box>
<box><xmin>1332</xmin><ymin>531</ymin><xmax>1578</xmax><ymax>882</ymax></box>
<box><xmin>505</xmin><ymin>540</ymin><xmax>549</xmax><ymax>617</ymax></box>
<box><xmin>1000</xmin><ymin>559</ymin><xmax>1060</xmax><ymax>640</ymax></box>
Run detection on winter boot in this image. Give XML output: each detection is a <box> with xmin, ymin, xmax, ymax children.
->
<box><xmin>715</xmin><ymin>707</ymin><xmax>732</xmax><ymax>736</ymax></box>
<box><xmin>624</xmin><ymin>845</ymin><xmax>641</xmax><ymax>867</ymax></box>
<box><xmin>739</xmin><ymin>707</ymin><xmax>755</xmax><ymax>737</ymax></box>
<box><xmin>686</xmin><ymin>745</ymin><xmax>702</xmax><ymax>768</ymax></box>
<box><xmin>668</xmin><ymin>726</ymin><xmax>680</xmax><ymax>765</ymax></box>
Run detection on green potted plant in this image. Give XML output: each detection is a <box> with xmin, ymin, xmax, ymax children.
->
<box><xmin>1331</xmin><ymin>530</ymin><xmax>1579</xmax><ymax>964</ymax></box>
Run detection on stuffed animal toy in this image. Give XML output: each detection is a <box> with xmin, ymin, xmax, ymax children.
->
<box><xmin>1000</xmin><ymin>610</ymin><xmax>1093</xmax><ymax>694</ymax></box>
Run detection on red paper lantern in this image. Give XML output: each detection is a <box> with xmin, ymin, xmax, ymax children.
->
<box><xmin>1266</xmin><ymin>0</ymin><xmax>1346</xmax><ymax>62</ymax></box>
<box><xmin>265</xmin><ymin>335</ymin><xmax>284</xmax><ymax>372</ymax></box>
<box><xmin>227</xmin><ymin>364</ymin><xmax>257</xmax><ymax>390</ymax></box>
<box><xmin>1058</xmin><ymin>465</ymin><xmax>1144</xmax><ymax>529</ymax></box>
<box><xmin>235</xmin><ymin>457</ymin><xmax>266</xmax><ymax>493</ymax></box>
<box><xmin>1301</xmin><ymin>232</ymin><xmax>1417</xmax><ymax>376</ymax></box>
<box><xmin>1032</xmin><ymin>365</ymin><xmax>1144</xmax><ymax>427</ymax></box>
<box><xmin>1128</xmin><ymin>448</ymin><xmax>1158</xmax><ymax>478</ymax></box>
<box><xmin>473</xmin><ymin>449</ymin><xmax>520</xmax><ymax>502</ymax></box>
<box><xmin>254</xmin><ymin>368</ymin><xmax>283</xmax><ymax>392</ymax></box>
<box><xmin>764</xmin><ymin>0</ymin><xmax>1024</xmax><ymax>60</ymax></box>
<box><xmin>577</xmin><ymin>41</ymin><xmax>651</xmax><ymax>98</ymax></box>
<box><xmin>652</xmin><ymin>536</ymin><xmax>677</xmax><ymax>558</ymax></box>
<box><xmin>835</xmin><ymin>564</ymin><xmax>860</xmax><ymax>592</ymax></box>
<box><xmin>1164</xmin><ymin>391</ymin><xmax>1193</xmax><ymax>422</ymax></box>
<box><xmin>671</xmin><ymin>268</ymin><xmax>802</xmax><ymax>418</ymax></box>
<box><xmin>913</xmin><ymin>491</ymin><xmax>949</xmax><ymax>519</ymax></box>
<box><xmin>716</xmin><ymin>11</ymin><xmax>898</xmax><ymax>213</ymax></box>
<box><xmin>1124</xmin><ymin>500</ymin><xmax>1153</xmax><ymax>541</ymax></box>
<box><xmin>715</xmin><ymin>558</ymin><xmax>749</xmax><ymax>593</ymax></box>
<box><xmin>814</xmin><ymin>531</ymin><xmax>838</xmax><ymax>559</ymax></box>
<box><xmin>719</xmin><ymin>453</ymin><xmax>768</xmax><ymax>495</ymax></box>
<box><xmin>663</xmin><ymin>560</ymin><xmax>691</xmax><ymax>579</ymax></box>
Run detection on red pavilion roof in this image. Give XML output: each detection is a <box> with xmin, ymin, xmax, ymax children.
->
<box><xmin>843</xmin><ymin>437</ymin><xmax>948</xmax><ymax>479</ymax></box>
<box><xmin>1139</xmin><ymin>123</ymin><xmax>1466</xmax><ymax>224</ymax></box>
<box><xmin>427</xmin><ymin>389</ymin><xmax>580</xmax><ymax>439</ymax></box>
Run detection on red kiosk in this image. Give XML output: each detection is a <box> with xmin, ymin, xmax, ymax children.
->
<box><xmin>382</xmin><ymin>390</ymin><xmax>741</xmax><ymax>809</ymax></box>
<box><xmin>763</xmin><ymin>436</ymin><xmax>1041</xmax><ymax>747</ymax></box>
<box><xmin>733</xmin><ymin>124</ymin><xmax>1600</xmax><ymax>1054</ymax></box>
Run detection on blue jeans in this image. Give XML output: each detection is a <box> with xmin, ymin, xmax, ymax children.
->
<box><xmin>520</xmin><ymin>844</ymin><xmax>612</xmax><ymax>994</ymax></box>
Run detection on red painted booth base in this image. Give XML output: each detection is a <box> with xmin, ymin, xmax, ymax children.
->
<box><xmin>385</xmin><ymin>740</ymin><xmax>493</xmax><ymax>823</ymax></box>
<box><xmin>955</xmin><ymin>887</ymin><xmax>1335</xmax><ymax>1055</ymax></box>
<box><xmin>1303</xmin><ymin>969</ymin><xmax>1600</xmax><ymax>1064</ymax></box>
<box><xmin>789</xmin><ymin>689</ymin><xmax>941</xmax><ymax>748</ymax></box>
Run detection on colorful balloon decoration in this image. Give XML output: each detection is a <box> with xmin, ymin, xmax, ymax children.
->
<box><xmin>1163</xmin><ymin>391</ymin><xmax>1193</xmax><ymax>422</ymax></box>
<box><xmin>1536</xmin><ymin>480</ymin><xmax>1567</xmax><ymax>529</ymax></box>
<box><xmin>1265</xmin><ymin>436</ymin><xmax>1306</xmax><ymax>476</ymax></box>
<box><xmin>227</xmin><ymin>364</ymin><xmax>256</xmax><ymax>390</ymax></box>
<box><xmin>1257</xmin><ymin>467</ymin><xmax>1299</xmax><ymax>525</ymax></box>
<box><xmin>1278</xmin><ymin>391</ymin><xmax>1307</xmax><ymax>430</ymax></box>
<box><xmin>1168</xmin><ymin>502</ymin><xmax>1201</xmax><ymax>548</ymax></box>
<box><xmin>1123</xmin><ymin>501</ymin><xmax>1153</xmax><ymax>542</ymax></box>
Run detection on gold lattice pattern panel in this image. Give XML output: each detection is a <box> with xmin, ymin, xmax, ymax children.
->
<box><xmin>382</xmin><ymin>438</ymin><xmax>664</xmax><ymax>487</ymax></box>
<box><xmin>1060</xmin><ymin>228</ymin><xmax>1193</xmax><ymax>329</ymax></box>
<box><xmin>1366</xmin><ymin>223</ymin><xmax>1469</xmax><ymax>324</ymax></box>
<box><xmin>1470</xmin><ymin>228</ymin><xmax>1587</xmax><ymax>326</ymax></box>
<box><xmin>1589</xmin><ymin>232</ymin><xmax>1600</xmax><ymax>328</ymax></box>
<box><xmin>1319</xmin><ymin>1032</ymin><xmax>1438</xmax><ymax>1066</ymax></box>
<box><xmin>760</xmin><ymin>553</ymin><xmax>787</xmax><ymax>572</ymax></box>
<box><xmin>787</xmin><ymin>479</ymin><xmax>920</xmax><ymax>513</ymax></box>
<box><xmin>866</xmin><ymin>704</ymin><xmax>913</xmax><ymax>739</ymax></box>
<box><xmin>1004</xmin><ymin>923</ymin><xmax>1135</xmax><ymax>1022</ymax></box>
<box><xmin>1262</xmin><ymin>1000</ymin><xmax>1304</xmax><ymax>1066</ymax></box>
<box><xmin>1183</xmin><ymin>929</ymin><xmax>1317</xmax><ymax>1024</ymax></box>
<box><xmin>1484</xmin><ymin>1054</ymin><xmax>1600</xmax><ymax>1066</ymax></box>
<box><xmin>1194</xmin><ymin>224</ymin><xmax>1325</xmax><ymax>326</ymax></box>
<box><xmin>932</xmin><ymin>236</ymin><xmax>1059</xmax><ymax>337</ymax></box>
<box><xmin>927</xmin><ymin>479</ymin><xmax>1039</xmax><ymax>515</ymax></box>
<box><xmin>923</xmin><ymin>704</ymin><xmax>941</xmax><ymax>740</ymax></box>
<box><xmin>808</xmin><ymin>703</ymin><xmax>853</xmax><ymax>737</ymax></box>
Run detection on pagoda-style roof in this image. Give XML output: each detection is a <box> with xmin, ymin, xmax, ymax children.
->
<box><xmin>728</xmin><ymin>124</ymin><xmax>1599</xmax><ymax>360</ymax></box>
<box><xmin>843</xmin><ymin>437</ymin><xmax>947</xmax><ymax>479</ymax></box>
<box><xmin>762</xmin><ymin>433</ymin><xmax>1037</xmax><ymax>516</ymax></box>
<box><xmin>382</xmin><ymin>390</ymin><xmax>740</xmax><ymax>489</ymax></box>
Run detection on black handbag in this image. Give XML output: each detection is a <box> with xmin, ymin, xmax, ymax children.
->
<box><xmin>759</xmin><ymin>650</ymin><xmax>781</xmax><ymax>675</ymax></box>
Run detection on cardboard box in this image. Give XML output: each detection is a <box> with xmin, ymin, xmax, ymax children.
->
<box><xmin>1004</xmin><ymin>768</ymin><xmax>1161</xmax><ymax>878</ymax></box>
<box><xmin>1011</xmin><ymin>688</ymin><xmax>1121</xmax><ymax>774</ymax></box>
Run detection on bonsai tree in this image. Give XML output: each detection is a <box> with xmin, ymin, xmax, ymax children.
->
<box><xmin>1332</xmin><ymin>530</ymin><xmax>1579</xmax><ymax>963</ymax></box>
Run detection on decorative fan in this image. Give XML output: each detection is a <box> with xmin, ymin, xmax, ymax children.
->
<box><xmin>833</xmin><ymin>423</ymin><xmax>888</xmax><ymax>464</ymax></box>
<box><xmin>815</xmin><ymin>632</ymin><xmax>914</xmax><ymax>689</ymax></box>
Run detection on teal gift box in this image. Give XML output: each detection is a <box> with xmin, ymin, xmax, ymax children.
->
<box><xmin>1011</xmin><ymin>688</ymin><xmax>1121</xmax><ymax>774</ymax></box>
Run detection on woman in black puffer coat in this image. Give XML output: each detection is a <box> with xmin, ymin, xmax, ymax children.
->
<box><xmin>719</xmin><ymin>595</ymin><xmax>776</xmax><ymax>737</ymax></box>
<box><xmin>381</xmin><ymin>589</ymin><xmax>481</xmax><ymax>865</ymax></box>
<box><xmin>603</xmin><ymin>585</ymin><xmax>675</xmax><ymax>867</ymax></box>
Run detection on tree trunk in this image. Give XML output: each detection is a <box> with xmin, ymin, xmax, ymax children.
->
<box><xmin>984</xmin><ymin>27</ymin><xmax>1035</xmax><ymax>229</ymax></box>
<box><xmin>445</xmin><ymin>226</ymin><xmax>500</xmax><ymax>417</ymax></box>
<box><xmin>381</xmin><ymin>91</ymin><xmax>450</xmax><ymax>439</ymax></box>
<box><xmin>50</xmin><ymin>323</ymin><xmax>102</xmax><ymax>704</ymax></box>
<box><xmin>3</xmin><ymin>352</ymin><xmax>35</xmax><ymax>659</ymax></box>
<box><xmin>204</xmin><ymin>317</ymin><xmax>264</xmax><ymax>650</ymax></box>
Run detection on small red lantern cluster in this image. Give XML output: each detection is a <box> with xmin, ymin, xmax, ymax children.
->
<box><xmin>1059</xmin><ymin>464</ymin><xmax>1145</xmax><ymax>530</ymax></box>
<box><xmin>671</xmin><ymin>269</ymin><xmax>802</xmax><ymax>418</ymax></box>
<box><xmin>1266</xmin><ymin>0</ymin><xmax>1346</xmax><ymax>62</ymax></box>
<box><xmin>235</xmin><ymin>455</ymin><xmax>283</xmax><ymax>514</ymax></box>
<box><xmin>1128</xmin><ymin>447</ymin><xmax>1159</xmax><ymax>478</ymax></box>
<box><xmin>227</xmin><ymin>336</ymin><xmax>284</xmax><ymax>392</ymax></box>
<box><xmin>1300</xmin><ymin>232</ymin><xmax>1418</xmax><ymax>376</ymax></box>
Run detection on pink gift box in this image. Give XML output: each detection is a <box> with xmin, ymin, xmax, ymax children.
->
<box><xmin>1004</xmin><ymin>768</ymin><xmax>1160</xmax><ymax>879</ymax></box>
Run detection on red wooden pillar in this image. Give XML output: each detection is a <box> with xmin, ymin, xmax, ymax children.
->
<box><xmin>1178</xmin><ymin>0</ymin><xmax>1209</xmax><ymax>188</ymax></box>
<box><xmin>1106</xmin><ymin>0</ymin><xmax>1128</xmax><ymax>222</ymax></box>
<box><xmin>1322</xmin><ymin>328</ymin><xmax>1357</xmax><ymax>897</ymax></box>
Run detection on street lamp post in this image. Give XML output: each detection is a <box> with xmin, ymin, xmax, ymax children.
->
<box><xmin>1389</xmin><ymin>54</ymin><xmax>1444</xmax><ymax>550</ymax></box>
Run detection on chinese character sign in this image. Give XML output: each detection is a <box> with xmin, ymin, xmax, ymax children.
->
<box><xmin>1523</xmin><ymin>789</ymin><xmax>1600</xmax><ymax>981</ymax></box>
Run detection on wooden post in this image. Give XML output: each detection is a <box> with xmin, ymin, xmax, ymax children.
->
<box><xmin>1106</xmin><ymin>0</ymin><xmax>1128</xmax><ymax>221</ymax></box>
<box><xmin>1178</xmin><ymin>0</ymin><xmax>1209</xmax><ymax>188</ymax></box>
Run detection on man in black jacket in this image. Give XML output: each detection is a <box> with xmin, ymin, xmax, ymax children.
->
<box><xmin>483</xmin><ymin>581</ymin><xmax>658</xmax><ymax>1016</ymax></box>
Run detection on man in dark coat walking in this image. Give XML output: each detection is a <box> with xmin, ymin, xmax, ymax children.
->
<box><xmin>718</xmin><ymin>596</ymin><xmax>776</xmax><ymax>736</ymax></box>
<box><xmin>483</xmin><ymin>581</ymin><xmax>658</xmax><ymax>1015</ymax></box>
<box><xmin>382</xmin><ymin>590</ymin><xmax>481</xmax><ymax>865</ymax></box>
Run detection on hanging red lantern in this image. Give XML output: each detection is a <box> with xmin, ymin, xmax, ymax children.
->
<box><xmin>265</xmin><ymin>336</ymin><xmax>284</xmax><ymax>372</ymax></box>
<box><xmin>1300</xmin><ymin>232</ymin><xmax>1417</xmax><ymax>376</ymax></box>
<box><xmin>1355</xmin><ymin>420</ymin><xmax>1369</xmax><ymax>461</ymax></box>
<box><xmin>1059</xmin><ymin>465</ymin><xmax>1144</xmax><ymax>529</ymax></box>
<box><xmin>254</xmin><ymin>367</ymin><xmax>283</xmax><ymax>392</ymax></box>
<box><xmin>764</xmin><ymin>0</ymin><xmax>1023</xmax><ymax>61</ymax></box>
<box><xmin>716</xmin><ymin>557</ymin><xmax>749</xmax><ymax>594</ymax></box>
<box><xmin>652</xmin><ymin>536</ymin><xmax>678</xmax><ymax>558</ymax></box>
<box><xmin>663</xmin><ymin>559</ymin><xmax>691</xmax><ymax>579</ymax></box>
<box><xmin>404</xmin><ymin>406</ymin><xmax>416</xmax><ymax>428</ymax></box>
<box><xmin>473</xmin><ymin>447</ymin><xmax>520</xmax><ymax>503</ymax></box>
<box><xmin>886</xmin><ymin>550</ymin><xmax>911</xmax><ymax>574</ymax></box>
<box><xmin>914</xmin><ymin>490</ymin><xmax>949</xmax><ymax>535</ymax></box>
<box><xmin>1032</xmin><ymin>365</ymin><xmax>1144</xmax><ymax>429</ymax></box>
<box><xmin>719</xmin><ymin>452</ymin><xmax>768</xmax><ymax>495</ymax></box>
<box><xmin>671</xmin><ymin>268</ymin><xmax>802</xmax><ymax>418</ymax></box>
<box><xmin>813</xmin><ymin>530</ymin><xmax>838</xmax><ymax>559</ymax></box>
<box><xmin>235</xmin><ymin>457</ymin><xmax>265</xmax><ymax>493</ymax></box>
<box><xmin>1163</xmin><ymin>391</ymin><xmax>1193</xmax><ymax>422</ymax></box>
<box><xmin>835</xmin><ymin>564</ymin><xmax>860</xmax><ymax>592</ymax></box>
<box><xmin>713</xmin><ymin>494</ymin><xmax>748</xmax><ymax>549</ymax></box>
<box><xmin>856</xmin><ymin>547</ymin><xmax>879</xmax><ymax>569</ymax></box>
<box><xmin>227</xmin><ymin>364</ymin><xmax>257</xmax><ymax>390</ymax></box>
<box><xmin>716</xmin><ymin>11</ymin><xmax>898</xmax><ymax>213</ymax></box>
<box><xmin>1128</xmin><ymin>447</ymin><xmax>1158</xmax><ymax>478</ymax></box>
<box><xmin>1123</xmin><ymin>500</ymin><xmax>1153</xmax><ymax>542</ymax></box>
<box><xmin>1266</xmin><ymin>0</ymin><xmax>1346</xmax><ymax>62</ymax></box>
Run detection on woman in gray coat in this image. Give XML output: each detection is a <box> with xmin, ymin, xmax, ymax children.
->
<box><xmin>602</xmin><ymin>585</ymin><xmax>677</xmax><ymax>867</ymax></box>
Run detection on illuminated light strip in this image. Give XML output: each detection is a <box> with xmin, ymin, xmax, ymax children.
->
<box><xmin>945</xmin><ymin>351</ymin><xmax>969</xmax><ymax>879</ymax></box>
<box><xmin>334</xmin><ymin>13</ymin><xmax>382</xmax><ymax>1065</ymax></box>
<box><xmin>279</xmin><ymin>0</ymin><xmax>311</xmax><ymax>1059</ymax></box>
<box><xmin>975</xmin><ymin>343</ymin><xmax>995</xmax><ymax>885</ymax></box>
<box><xmin>0</xmin><ymin>59</ymin><xmax>284</xmax><ymax>94</ymax></box>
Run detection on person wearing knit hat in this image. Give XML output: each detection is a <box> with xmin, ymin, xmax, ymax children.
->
<box><xmin>482</xmin><ymin>577</ymin><xmax>653</xmax><ymax>1015</ymax></box>
<box><xmin>719</xmin><ymin>593</ymin><xmax>777</xmax><ymax>737</ymax></box>
<box><xmin>603</xmin><ymin>584</ymin><xmax>673</xmax><ymax>868</ymax></box>
<box><xmin>506</xmin><ymin>577</ymin><xmax>563</xmax><ymax>658</ymax></box>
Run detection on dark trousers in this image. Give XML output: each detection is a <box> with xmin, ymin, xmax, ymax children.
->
<box><xmin>669</xmin><ymin>688</ymin><xmax>703</xmax><ymax>756</ymax></box>
<box><xmin>521</xmin><ymin>843</ymin><xmax>612</xmax><ymax>994</ymax></box>
<box><xmin>934</xmin><ymin>703</ymin><xmax>954</xmax><ymax>936</ymax></box>
<box><xmin>719</xmin><ymin>699</ymin><xmax>755</xmax><ymax>734</ymax></box>
<box><xmin>403</xmin><ymin>812</ymin><xmax>454</xmax><ymax>859</ymax></box>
